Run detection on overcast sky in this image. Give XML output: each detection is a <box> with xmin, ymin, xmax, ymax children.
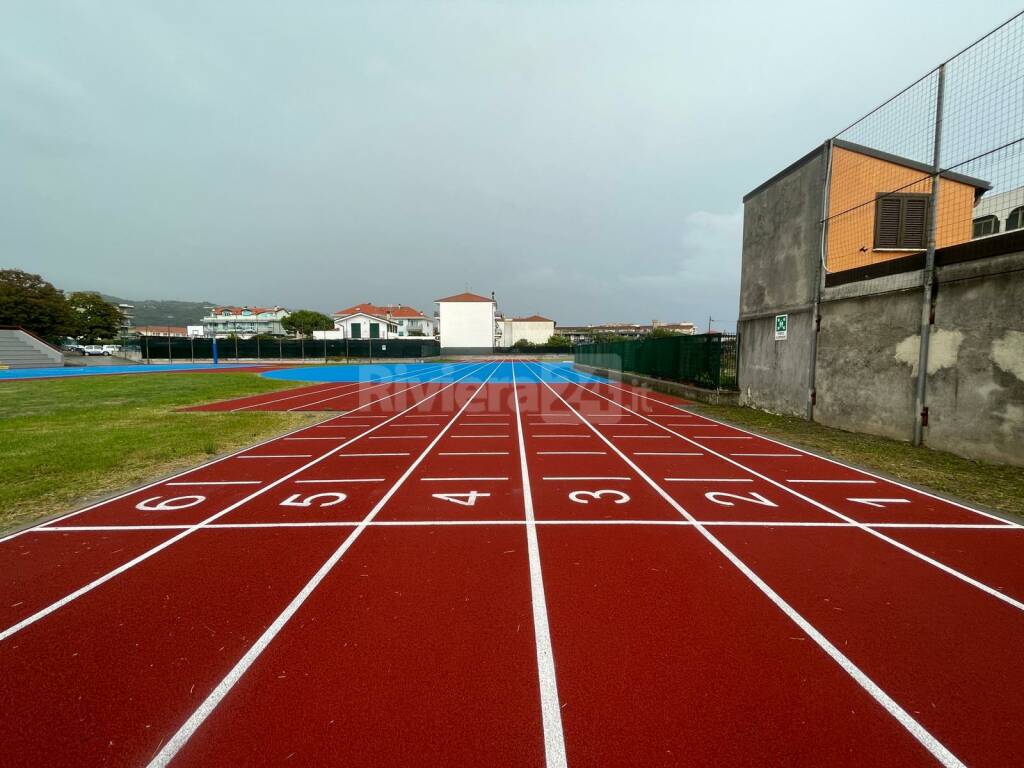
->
<box><xmin>4</xmin><ymin>2</ymin><xmax>1020</xmax><ymax>328</ymax></box>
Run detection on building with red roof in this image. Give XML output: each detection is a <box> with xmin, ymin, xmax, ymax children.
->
<box><xmin>332</xmin><ymin>302</ymin><xmax>434</xmax><ymax>339</ymax></box>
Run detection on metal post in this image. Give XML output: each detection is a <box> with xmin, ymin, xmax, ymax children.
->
<box><xmin>257</xmin><ymin>334</ymin><xmax>261</xmax><ymax>362</ymax></box>
<box><xmin>807</xmin><ymin>139</ymin><xmax>833</xmax><ymax>421</ymax></box>
<box><xmin>234</xmin><ymin>335</ymin><xmax>238</xmax><ymax>362</ymax></box>
<box><xmin>913</xmin><ymin>64</ymin><xmax>946</xmax><ymax>447</ymax></box>
<box><xmin>190</xmin><ymin>335</ymin><xmax>195</xmax><ymax>363</ymax></box>
<box><xmin>324</xmin><ymin>335</ymin><xmax>328</xmax><ymax>362</ymax></box>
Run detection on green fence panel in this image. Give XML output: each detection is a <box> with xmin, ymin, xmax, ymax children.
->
<box><xmin>574</xmin><ymin>333</ymin><xmax>738</xmax><ymax>391</ymax></box>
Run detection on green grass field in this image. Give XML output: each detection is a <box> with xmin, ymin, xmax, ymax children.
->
<box><xmin>692</xmin><ymin>404</ymin><xmax>1024</xmax><ymax>521</ymax></box>
<box><xmin>0</xmin><ymin>373</ymin><xmax>318</xmax><ymax>532</ymax></box>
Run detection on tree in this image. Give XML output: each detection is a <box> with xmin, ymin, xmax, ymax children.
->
<box><xmin>592</xmin><ymin>331</ymin><xmax>629</xmax><ymax>343</ymax></box>
<box><xmin>646</xmin><ymin>327</ymin><xmax>679</xmax><ymax>339</ymax></box>
<box><xmin>68</xmin><ymin>292</ymin><xmax>122</xmax><ymax>342</ymax></box>
<box><xmin>547</xmin><ymin>334</ymin><xmax>572</xmax><ymax>347</ymax></box>
<box><xmin>282</xmin><ymin>309</ymin><xmax>334</xmax><ymax>337</ymax></box>
<box><xmin>0</xmin><ymin>269</ymin><xmax>75</xmax><ymax>340</ymax></box>
<box><xmin>512</xmin><ymin>338</ymin><xmax>536</xmax><ymax>350</ymax></box>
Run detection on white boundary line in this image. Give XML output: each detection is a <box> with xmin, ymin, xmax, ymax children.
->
<box><xmin>538</xmin><ymin>364</ymin><xmax>1024</xmax><ymax>613</ymax></box>
<box><xmin>36</xmin><ymin>520</ymin><xmax>1020</xmax><ymax>532</ymax></box>
<box><xmin>524</xmin><ymin>362</ymin><xmax>966</xmax><ymax>767</ymax></box>
<box><xmin>0</xmin><ymin>362</ymin><xmax>492</xmax><ymax>643</ymax></box>
<box><xmin>511</xmin><ymin>362</ymin><xmax>568</xmax><ymax>768</ymax></box>
<box><xmin>146</xmin><ymin>362</ymin><xmax>503</xmax><ymax>766</ymax></box>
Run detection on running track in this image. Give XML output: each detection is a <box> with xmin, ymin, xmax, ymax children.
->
<box><xmin>1</xmin><ymin>361</ymin><xmax>1022</xmax><ymax>766</ymax></box>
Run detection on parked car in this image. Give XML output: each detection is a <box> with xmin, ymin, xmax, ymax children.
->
<box><xmin>61</xmin><ymin>342</ymin><xmax>84</xmax><ymax>353</ymax></box>
<box><xmin>81</xmin><ymin>345</ymin><xmax>111</xmax><ymax>356</ymax></box>
<box><xmin>101</xmin><ymin>344</ymin><xmax>121</xmax><ymax>354</ymax></box>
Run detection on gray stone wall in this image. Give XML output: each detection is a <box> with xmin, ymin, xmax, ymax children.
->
<box><xmin>924</xmin><ymin>252</ymin><xmax>1024</xmax><ymax>464</ymax></box>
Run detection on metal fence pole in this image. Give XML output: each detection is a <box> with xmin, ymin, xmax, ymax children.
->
<box><xmin>913</xmin><ymin>63</ymin><xmax>946</xmax><ymax>447</ymax></box>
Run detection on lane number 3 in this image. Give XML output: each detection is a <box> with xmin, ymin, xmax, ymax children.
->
<box><xmin>569</xmin><ymin>490</ymin><xmax>630</xmax><ymax>505</ymax></box>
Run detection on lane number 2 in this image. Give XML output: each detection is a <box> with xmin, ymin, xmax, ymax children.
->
<box><xmin>704</xmin><ymin>491</ymin><xmax>777</xmax><ymax>508</ymax></box>
<box><xmin>433</xmin><ymin>491</ymin><xmax>490</xmax><ymax>507</ymax></box>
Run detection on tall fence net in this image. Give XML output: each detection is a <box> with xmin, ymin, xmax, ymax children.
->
<box><xmin>575</xmin><ymin>333</ymin><xmax>738</xmax><ymax>390</ymax></box>
<box><xmin>825</xmin><ymin>11</ymin><xmax>1024</xmax><ymax>278</ymax></box>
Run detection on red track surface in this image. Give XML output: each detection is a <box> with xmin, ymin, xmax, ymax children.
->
<box><xmin>1</xmin><ymin>360</ymin><xmax>1021</xmax><ymax>767</ymax></box>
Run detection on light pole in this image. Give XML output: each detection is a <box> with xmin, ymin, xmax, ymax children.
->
<box><xmin>166</xmin><ymin>315</ymin><xmax>173</xmax><ymax>364</ymax></box>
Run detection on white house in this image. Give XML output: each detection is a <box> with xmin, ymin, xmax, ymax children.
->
<box><xmin>436</xmin><ymin>292</ymin><xmax>497</xmax><ymax>350</ymax></box>
<box><xmin>496</xmin><ymin>315</ymin><xmax>556</xmax><ymax>346</ymax></box>
<box><xmin>331</xmin><ymin>302</ymin><xmax>433</xmax><ymax>340</ymax></box>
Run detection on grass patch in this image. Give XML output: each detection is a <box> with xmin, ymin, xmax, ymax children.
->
<box><xmin>690</xmin><ymin>404</ymin><xmax>1024</xmax><ymax>520</ymax></box>
<box><xmin>0</xmin><ymin>373</ymin><xmax>319</xmax><ymax>532</ymax></box>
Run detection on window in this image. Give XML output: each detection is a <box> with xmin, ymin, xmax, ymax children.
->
<box><xmin>350</xmin><ymin>323</ymin><xmax>361</xmax><ymax>339</ymax></box>
<box><xmin>369</xmin><ymin>322</ymin><xmax>380</xmax><ymax>339</ymax></box>
<box><xmin>972</xmin><ymin>215</ymin><xmax>1000</xmax><ymax>238</ymax></box>
<box><xmin>1007</xmin><ymin>207</ymin><xmax>1024</xmax><ymax>232</ymax></box>
<box><xmin>874</xmin><ymin>193</ymin><xmax>930</xmax><ymax>249</ymax></box>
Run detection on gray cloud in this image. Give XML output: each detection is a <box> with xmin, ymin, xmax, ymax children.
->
<box><xmin>4</xmin><ymin>1</ymin><xmax>1020</xmax><ymax>328</ymax></box>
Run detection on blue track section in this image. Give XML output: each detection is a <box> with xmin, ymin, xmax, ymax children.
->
<box><xmin>0</xmin><ymin>363</ymin><xmax>253</xmax><ymax>381</ymax></box>
<box><xmin>260</xmin><ymin>360</ymin><xmax>607</xmax><ymax>384</ymax></box>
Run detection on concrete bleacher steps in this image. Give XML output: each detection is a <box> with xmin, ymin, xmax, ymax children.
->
<box><xmin>0</xmin><ymin>329</ymin><xmax>65</xmax><ymax>369</ymax></box>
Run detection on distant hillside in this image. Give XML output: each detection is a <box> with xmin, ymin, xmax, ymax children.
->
<box><xmin>101</xmin><ymin>295</ymin><xmax>219</xmax><ymax>328</ymax></box>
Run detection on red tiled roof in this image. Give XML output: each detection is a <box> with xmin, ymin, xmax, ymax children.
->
<box><xmin>513</xmin><ymin>315</ymin><xmax>553</xmax><ymax>323</ymax></box>
<box><xmin>434</xmin><ymin>292</ymin><xmax>494</xmax><ymax>303</ymax></box>
<box><xmin>333</xmin><ymin>303</ymin><xmax>427</xmax><ymax>319</ymax></box>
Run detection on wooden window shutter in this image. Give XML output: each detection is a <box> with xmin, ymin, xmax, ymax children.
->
<box><xmin>875</xmin><ymin>197</ymin><xmax>902</xmax><ymax>248</ymax></box>
<box><xmin>901</xmin><ymin>196</ymin><xmax>928</xmax><ymax>248</ymax></box>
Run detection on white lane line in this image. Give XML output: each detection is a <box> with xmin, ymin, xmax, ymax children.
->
<box><xmin>338</xmin><ymin>452</ymin><xmax>411</xmax><ymax>457</ymax></box>
<box><xmin>525</xmin><ymin>361</ymin><xmax>967</xmax><ymax>768</ymax></box>
<box><xmin>37</xmin><ymin>520</ymin><xmax>1022</xmax><ymax>532</ymax></box>
<box><xmin>538</xmin><ymin>363</ymin><xmax>1024</xmax><ymax>614</ymax></box>
<box><xmin>369</xmin><ymin>435</ymin><xmax>429</xmax><ymax>439</ymax></box>
<box><xmin>542</xmin><ymin>476</ymin><xmax>631</xmax><ymax>481</ymax></box>
<box><xmin>237</xmin><ymin>454</ymin><xmax>313</xmax><ymax>459</ymax></box>
<box><xmin>3</xmin><ymin>362</ymin><xmax>493</xmax><ymax>642</ymax></box>
<box><xmin>536</xmin><ymin>451</ymin><xmax>607</xmax><ymax>455</ymax></box>
<box><xmin>337</xmin><ymin>415</ymin><xmax>389</xmax><ymax>420</ymax></box>
<box><xmin>404</xmin><ymin>414</ymin><xmax>448</xmax><ymax>418</ymax></box>
<box><xmin>511</xmin><ymin>363</ymin><xmax>568</xmax><ymax>768</ymax></box>
<box><xmin>283</xmin><ymin>437</ymin><xmax>347</xmax><ymax>441</ymax></box>
<box><xmin>730</xmin><ymin>453</ymin><xmax>802</xmax><ymax>457</ymax></box>
<box><xmin>591</xmin><ymin>422</ymin><xmax>648</xmax><ymax>426</ymax></box>
<box><xmin>634</xmin><ymin>452</ymin><xmax>703</xmax><ymax>456</ymax></box>
<box><xmin>313</xmin><ymin>424</ymin><xmax>369</xmax><ymax>428</ymax></box>
<box><xmin>295</xmin><ymin>478</ymin><xmax>384</xmax><ymax>484</ymax></box>
<box><xmin>146</xmin><ymin>363</ymin><xmax>503</xmax><ymax>767</ymax></box>
<box><xmin>420</xmin><ymin>476</ymin><xmax>508</xmax><ymax>481</ymax></box>
<box><xmin>438</xmin><ymin>451</ymin><xmax>510</xmax><ymax>456</ymax></box>
<box><xmin>166</xmin><ymin>481</ymin><xmax>262</xmax><ymax>486</ymax></box>
<box><xmin>460</xmin><ymin>422</ymin><xmax>509</xmax><ymax>426</ymax></box>
<box><xmin>611</xmin><ymin>435</ymin><xmax>670</xmax><ymax>439</ymax></box>
<box><xmin>689</xmin><ymin>436</ymin><xmax>753</xmax><ymax>440</ymax></box>
<box><xmin>531</xmin><ymin>434</ymin><xmax>592</xmax><ymax>438</ymax></box>
<box><xmin>663</xmin><ymin>478</ymin><xmax>753</xmax><ymax>483</ymax></box>
<box><xmin>450</xmin><ymin>434</ymin><xmax>509</xmax><ymax>438</ymax></box>
<box><xmin>787</xmin><ymin>479</ymin><xmax>877</xmax><ymax>484</ymax></box>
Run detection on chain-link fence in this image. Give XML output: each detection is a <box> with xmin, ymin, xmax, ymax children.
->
<box><xmin>575</xmin><ymin>333</ymin><xmax>738</xmax><ymax>391</ymax></box>
<box><xmin>824</xmin><ymin>11</ymin><xmax>1024</xmax><ymax>277</ymax></box>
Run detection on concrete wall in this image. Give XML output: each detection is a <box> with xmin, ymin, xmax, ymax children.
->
<box><xmin>737</xmin><ymin>144</ymin><xmax>826</xmax><ymax>415</ymax></box>
<box><xmin>923</xmin><ymin>252</ymin><xmax>1024</xmax><ymax>464</ymax></box>
<box><xmin>809</xmin><ymin>250</ymin><xmax>1024</xmax><ymax>465</ymax></box>
<box><xmin>498</xmin><ymin>319</ymin><xmax>555</xmax><ymax>346</ymax></box>
<box><xmin>814</xmin><ymin>289</ymin><xmax>920</xmax><ymax>441</ymax></box>
<box><xmin>438</xmin><ymin>301</ymin><xmax>495</xmax><ymax>349</ymax></box>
